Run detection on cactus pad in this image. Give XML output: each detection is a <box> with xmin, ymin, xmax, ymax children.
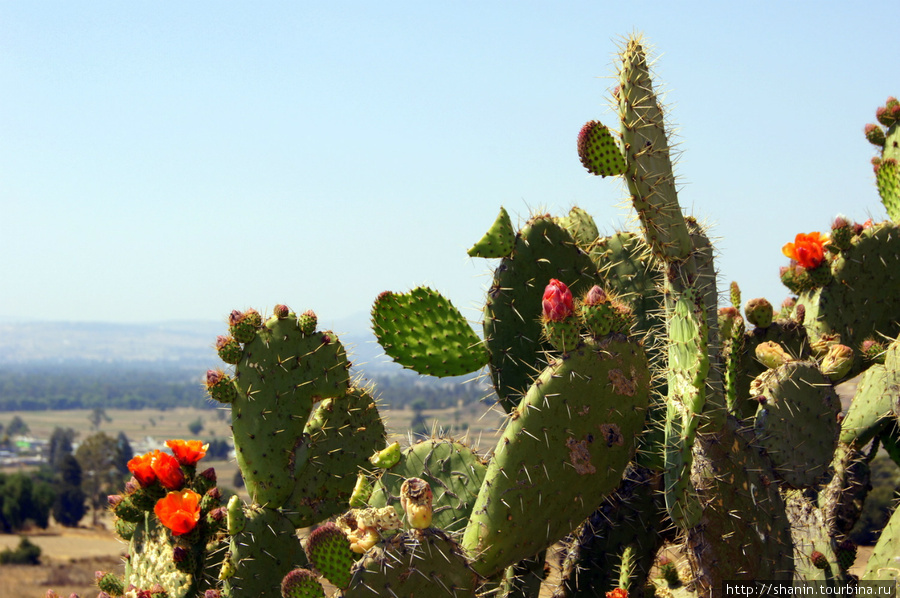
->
<box><xmin>372</xmin><ymin>287</ymin><xmax>489</xmax><ymax>378</ymax></box>
<box><xmin>468</xmin><ymin>206</ymin><xmax>516</xmax><ymax>258</ymax></box>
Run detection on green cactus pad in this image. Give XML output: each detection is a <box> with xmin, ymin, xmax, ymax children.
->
<box><xmin>340</xmin><ymin>529</ymin><xmax>477</xmax><ymax>598</ymax></box>
<box><xmin>231</xmin><ymin>313</ymin><xmax>352</xmax><ymax>508</ymax></box>
<box><xmin>785</xmin><ymin>490</ymin><xmax>842</xmax><ymax>582</ymax></box>
<box><xmin>462</xmin><ymin>336</ymin><xmax>650</xmax><ymax>577</ymax></box>
<box><xmin>225</xmin><ymin>505</ymin><xmax>309</xmax><ymax>598</ymax></box>
<box><xmin>367</xmin><ymin>437</ymin><xmax>488</xmax><ymax>534</ymax></box>
<box><xmin>577</xmin><ymin>120</ymin><xmax>627</xmax><ymax>177</ymax></box>
<box><xmin>686</xmin><ymin>418</ymin><xmax>795</xmax><ymax>590</ymax></box>
<box><xmin>794</xmin><ymin>221</ymin><xmax>900</xmax><ymax>378</ymax></box>
<box><xmin>284</xmin><ymin>386</ymin><xmax>387</xmax><ymax>527</ymax></box>
<box><xmin>556</xmin><ymin>466</ymin><xmax>667</xmax><ymax>597</ymax></box>
<box><xmin>468</xmin><ymin>206</ymin><xmax>516</xmax><ymax>258</ymax></box>
<box><xmin>617</xmin><ymin>38</ymin><xmax>691</xmax><ymax>263</ymax></box>
<box><xmin>484</xmin><ymin>215</ymin><xmax>603</xmax><ymax>412</ymax></box>
<box><xmin>372</xmin><ymin>287</ymin><xmax>489</xmax><ymax>378</ymax></box>
<box><xmin>557</xmin><ymin>206</ymin><xmax>601</xmax><ymax>251</ymax></box>
<box><xmin>876</xmin><ymin>158</ymin><xmax>900</xmax><ymax>221</ymax></box>
<box><xmin>750</xmin><ymin>361</ymin><xmax>841</xmax><ymax>488</ymax></box>
<box><xmin>862</xmin><ymin>499</ymin><xmax>900</xmax><ymax>584</ymax></box>
<box><xmin>839</xmin><ymin>364</ymin><xmax>896</xmax><ymax>448</ymax></box>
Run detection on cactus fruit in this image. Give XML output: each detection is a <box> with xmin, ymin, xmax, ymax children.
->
<box><xmin>304</xmin><ymin>522</ymin><xmax>355</xmax><ymax>590</ymax></box>
<box><xmin>281</xmin><ymin>569</ymin><xmax>326</xmax><ymax>598</ymax></box>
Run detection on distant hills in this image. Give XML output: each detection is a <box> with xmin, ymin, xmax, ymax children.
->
<box><xmin>0</xmin><ymin>313</ymin><xmax>399</xmax><ymax>375</ymax></box>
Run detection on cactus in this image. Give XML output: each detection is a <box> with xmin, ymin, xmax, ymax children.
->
<box><xmin>95</xmin><ymin>33</ymin><xmax>900</xmax><ymax>598</ymax></box>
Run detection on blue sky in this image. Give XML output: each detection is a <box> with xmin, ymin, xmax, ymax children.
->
<box><xmin>2</xmin><ymin>2</ymin><xmax>898</xmax><ymax>327</ymax></box>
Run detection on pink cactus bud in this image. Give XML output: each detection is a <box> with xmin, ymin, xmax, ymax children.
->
<box><xmin>200</xmin><ymin>468</ymin><xmax>217</xmax><ymax>484</ymax></box>
<box><xmin>864</xmin><ymin>123</ymin><xmax>886</xmax><ymax>146</ymax></box>
<box><xmin>583</xmin><ymin>285</ymin><xmax>608</xmax><ymax>306</ymax></box>
<box><xmin>542</xmin><ymin>279</ymin><xmax>574</xmax><ymax>322</ymax></box>
<box><xmin>831</xmin><ymin>216</ymin><xmax>851</xmax><ymax>230</ymax></box>
<box><xmin>108</xmin><ymin>494</ymin><xmax>123</xmax><ymax>508</ymax></box>
<box><xmin>228</xmin><ymin>310</ymin><xmax>243</xmax><ymax>326</ymax></box>
<box><xmin>273</xmin><ymin>304</ymin><xmax>290</xmax><ymax>318</ymax></box>
<box><xmin>205</xmin><ymin>369</ymin><xmax>222</xmax><ymax>386</ymax></box>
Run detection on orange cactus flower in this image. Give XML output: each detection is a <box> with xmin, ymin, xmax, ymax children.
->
<box><xmin>154</xmin><ymin>489</ymin><xmax>201</xmax><ymax>536</ymax></box>
<box><xmin>166</xmin><ymin>439</ymin><xmax>209</xmax><ymax>466</ymax></box>
<box><xmin>150</xmin><ymin>450</ymin><xmax>185</xmax><ymax>490</ymax></box>
<box><xmin>782</xmin><ymin>232</ymin><xmax>829</xmax><ymax>270</ymax></box>
<box><xmin>606</xmin><ymin>589</ymin><xmax>629</xmax><ymax>598</ymax></box>
<box><xmin>127</xmin><ymin>452</ymin><xmax>157</xmax><ymax>487</ymax></box>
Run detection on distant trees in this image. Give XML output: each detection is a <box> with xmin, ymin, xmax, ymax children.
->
<box><xmin>188</xmin><ymin>417</ymin><xmax>204</xmax><ymax>435</ymax></box>
<box><xmin>75</xmin><ymin>432</ymin><xmax>130</xmax><ymax>525</ymax></box>
<box><xmin>48</xmin><ymin>427</ymin><xmax>78</xmax><ymax>469</ymax></box>
<box><xmin>0</xmin><ymin>472</ymin><xmax>54</xmax><ymax>532</ymax></box>
<box><xmin>52</xmin><ymin>454</ymin><xmax>87</xmax><ymax>527</ymax></box>
<box><xmin>6</xmin><ymin>415</ymin><xmax>29</xmax><ymax>436</ymax></box>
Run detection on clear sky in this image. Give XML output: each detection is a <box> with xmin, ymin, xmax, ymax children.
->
<box><xmin>3</xmin><ymin>2</ymin><xmax>898</xmax><ymax>326</ymax></box>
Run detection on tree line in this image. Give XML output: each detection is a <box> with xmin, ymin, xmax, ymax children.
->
<box><xmin>0</xmin><ymin>365</ymin><xmax>494</xmax><ymax>411</ymax></box>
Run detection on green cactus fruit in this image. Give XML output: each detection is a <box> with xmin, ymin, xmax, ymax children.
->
<box><xmin>468</xmin><ymin>206</ymin><xmax>516</xmax><ymax>258</ymax></box>
<box><xmin>866</xmin><ymin>123</ymin><xmax>887</xmax><ymax>147</ymax></box>
<box><xmin>806</xmin><ymin>262</ymin><xmax>833</xmax><ymax>287</ymax></box>
<box><xmin>305</xmin><ymin>522</ymin><xmax>354</xmax><ymax>590</ymax></box>
<box><xmin>542</xmin><ymin>316</ymin><xmax>582</xmax><ymax>353</ymax></box>
<box><xmin>230</xmin><ymin>312</ymin><xmax>351</xmax><ymax>508</ymax></box>
<box><xmin>755</xmin><ymin>340</ymin><xmax>793</xmax><ymax>370</ymax></box>
<box><xmin>215</xmin><ymin>336</ymin><xmax>242</xmax><ymax>365</ymax></box>
<box><xmin>794</xmin><ymin>221</ymin><xmax>900</xmax><ymax>377</ymax></box>
<box><xmin>744</xmin><ymin>298</ymin><xmax>773</xmax><ymax>329</ymax></box>
<box><xmin>861</xmin><ymin>338</ymin><xmax>886</xmax><ymax>364</ymax></box>
<box><xmin>97</xmin><ymin>571</ymin><xmax>125</xmax><ymax>596</ymax></box>
<box><xmin>839</xmin><ymin>364</ymin><xmax>895</xmax><ymax>448</ymax></box>
<box><xmin>204</xmin><ymin>369</ymin><xmax>237</xmax><ymax>404</ymax></box>
<box><xmin>340</xmin><ymin>529</ymin><xmax>477</xmax><ymax>598</ymax></box>
<box><xmin>115</xmin><ymin>518</ymin><xmax>137</xmax><ymax>541</ymax></box>
<box><xmin>462</xmin><ymin>336</ymin><xmax>650</xmax><ymax>577</ymax></box>
<box><xmin>225</xmin><ymin>504</ymin><xmax>309</xmax><ymax>598</ymax></box>
<box><xmin>400</xmin><ymin>477</ymin><xmax>433</xmax><ymax>530</ymax></box>
<box><xmin>281</xmin><ymin>569</ymin><xmax>326</xmax><ymax>598</ymax></box>
<box><xmin>368</xmin><ymin>437</ymin><xmax>487</xmax><ymax>534</ymax></box>
<box><xmin>750</xmin><ymin>361</ymin><xmax>841</xmax><ymax>488</ymax></box>
<box><xmin>372</xmin><ymin>287</ymin><xmax>489</xmax><ymax>378</ymax></box>
<box><xmin>226</xmin><ymin>494</ymin><xmax>245</xmax><ymax>535</ymax></box>
<box><xmin>780</xmin><ymin>264</ymin><xmax>815</xmax><ymax>294</ymax></box>
<box><xmin>557</xmin><ymin>206</ymin><xmax>601</xmax><ymax>252</ymax></box>
<box><xmin>484</xmin><ymin>214</ymin><xmax>603</xmax><ymax>412</ymax></box>
<box><xmin>616</xmin><ymin>37</ymin><xmax>691</xmax><ymax>263</ymax></box>
<box><xmin>736</xmin><ymin>319</ymin><xmax>812</xmax><ymax>417</ymax></box>
<box><xmin>284</xmin><ymin>386</ymin><xmax>387</xmax><ymax>527</ymax></box>
<box><xmin>830</xmin><ymin>216</ymin><xmax>854</xmax><ymax>251</ymax></box>
<box><xmin>298</xmin><ymin>309</ymin><xmax>318</xmax><ymax>335</ymax></box>
<box><xmin>369</xmin><ymin>441</ymin><xmax>401</xmax><ymax>469</ymax></box>
<box><xmin>228</xmin><ymin>309</ymin><xmax>262</xmax><ymax>344</ymax></box>
<box><xmin>577</xmin><ymin>120</ymin><xmax>627</xmax><ymax>177</ymax></box>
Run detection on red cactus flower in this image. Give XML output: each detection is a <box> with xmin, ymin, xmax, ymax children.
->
<box><xmin>606</xmin><ymin>589</ymin><xmax>629</xmax><ymax>598</ymax></box>
<box><xmin>151</xmin><ymin>450</ymin><xmax>185</xmax><ymax>490</ymax></box>
<box><xmin>782</xmin><ymin>232</ymin><xmax>829</xmax><ymax>270</ymax></box>
<box><xmin>166</xmin><ymin>439</ymin><xmax>209</xmax><ymax>467</ymax></box>
<box><xmin>154</xmin><ymin>489</ymin><xmax>201</xmax><ymax>536</ymax></box>
<box><xmin>127</xmin><ymin>452</ymin><xmax>157</xmax><ymax>487</ymax></box>
<box><xmin>542</xmin><ymin>279</ymin><xmax>574</xmax><ymax>322</ymax></box>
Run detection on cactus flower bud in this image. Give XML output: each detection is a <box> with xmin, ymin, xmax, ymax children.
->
<box><xmin>298</xmin><ymin>309</ymin><xmax>318</xmax><ymax>335</ymax></box>
<box><xmin>542</xmin><ymin>279</ymin><xmax>574</xmax><ymax>321</ymax></box>
<box><xmin>864</xmin><ymin>123</ymin><xmax>886</xmax><ymax>147</ymax></box>
<box><xmin>95</xmin><ymin>571</ymin><xmax>125</xmax><ymax>596</ymax></box>
<box><xmin>583</xmin><ymin>285</ymin><xmax>608</xmax><ymax>306</ymax></box>
<box><xmin>744</xmin><ymin>298</ymin><xmax>774</xmax><ymax>329</ymax></box>
<box><xmin>400</xmin><ymin>477</ymin><xmax>433</xmax><ymax>530</ymax></box>
<box><xmin>205</xmin><ymin>369</ymin><xmax>237</xmax><ymax>404</ymax></box>
<box><xmin>215</xmin><ymin>336</ymin><xmax>242</xmax><ymax>365</ymax></box>
<box><xmin>273</xmin><ymin>304</ymin><xmax>290</xmax><ymax>318</ymax></box>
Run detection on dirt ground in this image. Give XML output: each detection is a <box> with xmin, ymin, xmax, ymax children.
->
<box><xmin>0</xmin><ymin>523</ymin><xmax>125</xmax><ymax>598</ymax></box>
